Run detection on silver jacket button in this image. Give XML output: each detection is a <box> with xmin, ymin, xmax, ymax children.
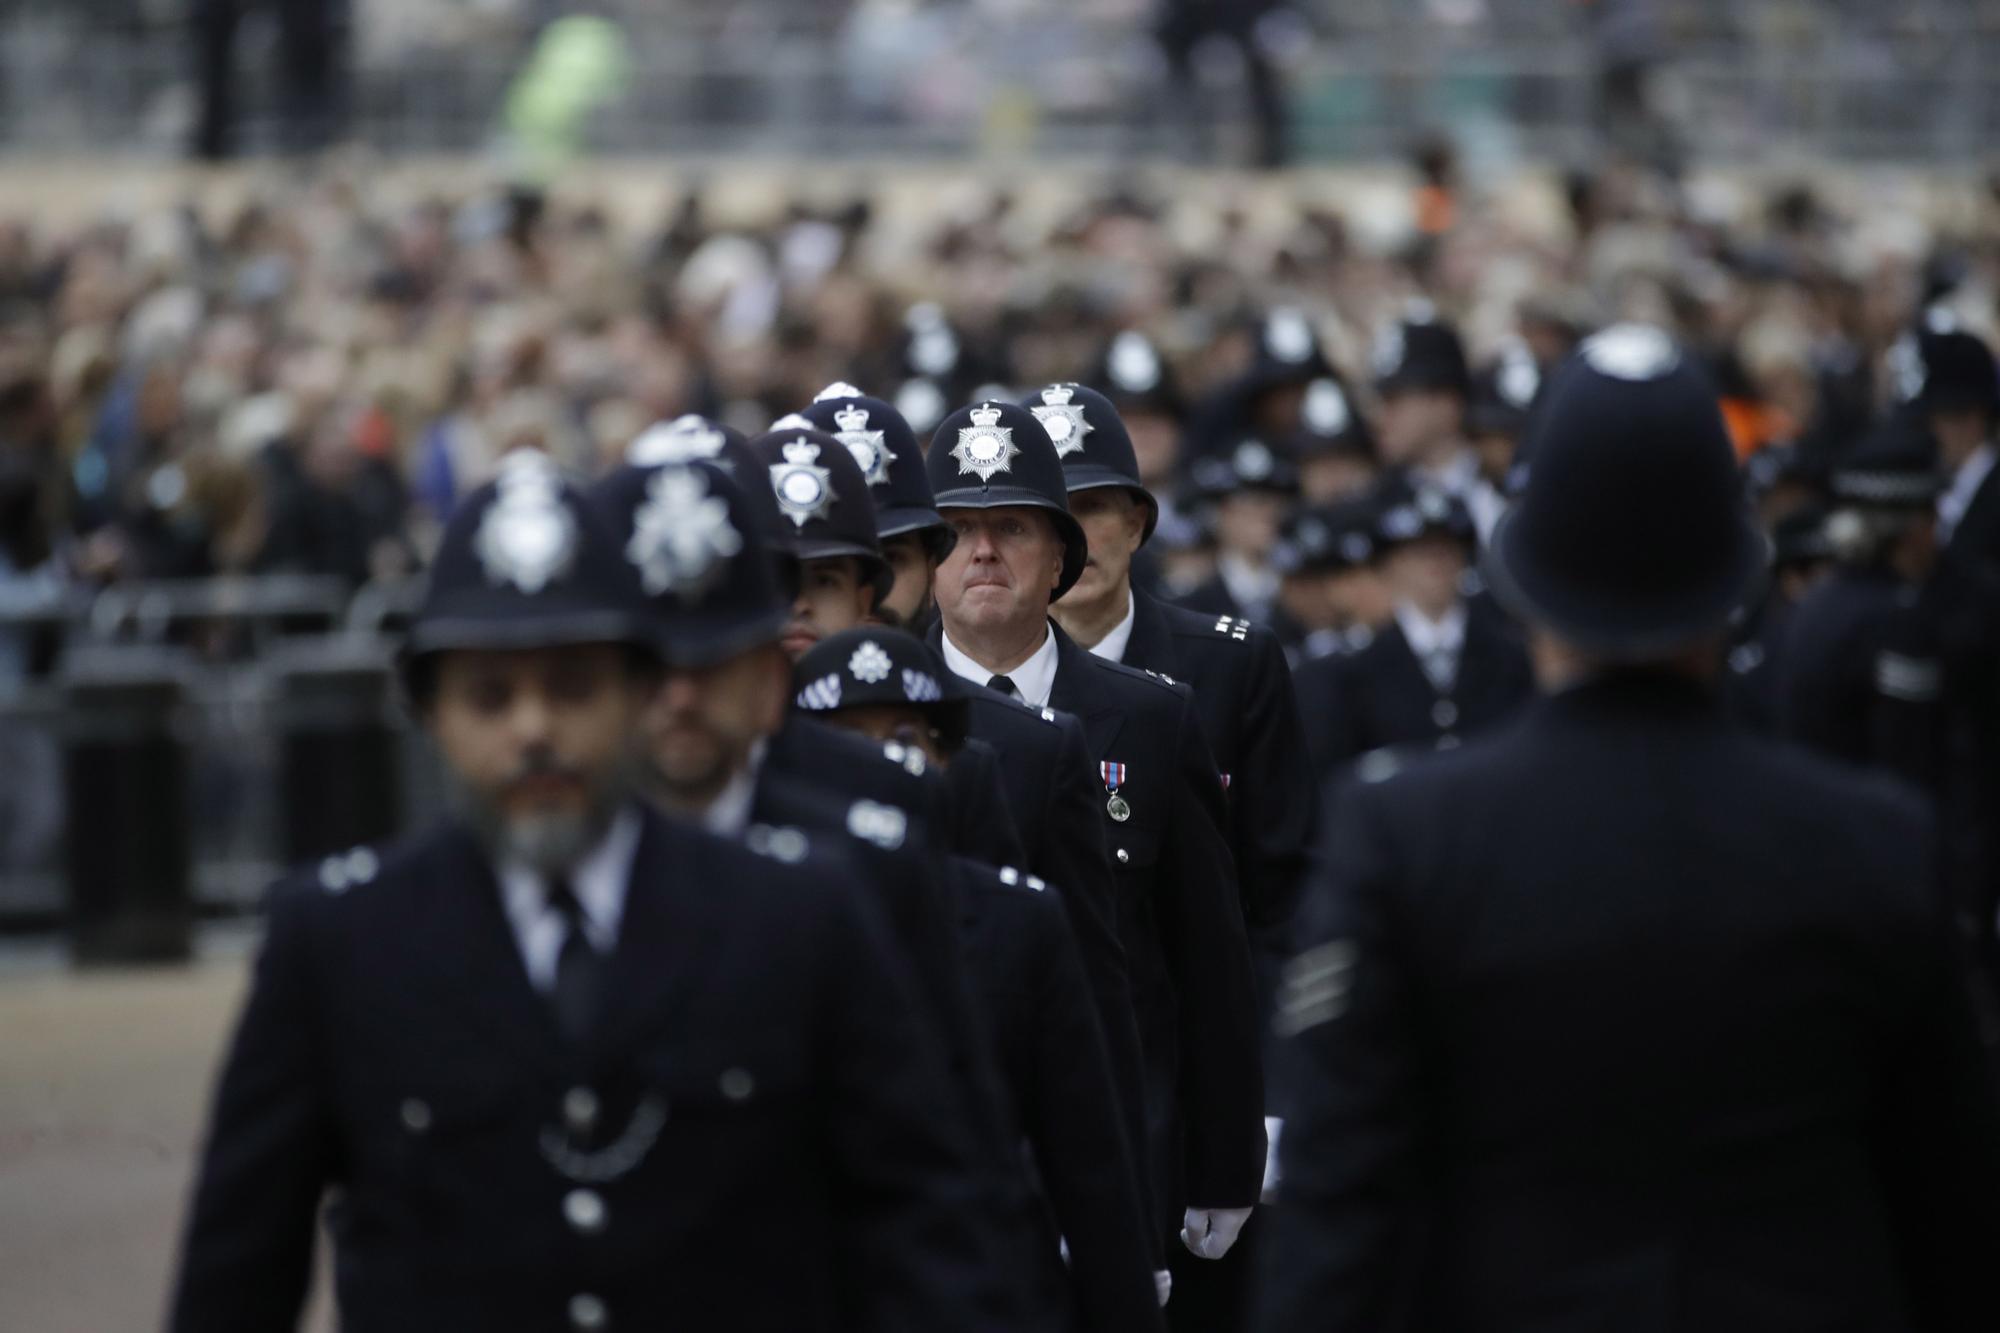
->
<box><xmin>1116</xmin><ymin>848</ymin><xmax>1130</xmax><ymax>865</ymax></box>
<box><xmin>399</xmin><ymin>1098</ymin><xmax>431</xmax><ymax>1134</ymax></box>
<box><xmin>568</xmin><ymin>1292</ymin><xmax>608</xmax><ymax>1330</ymax></box>
<box><xmin>564</xmin><ymin>1188</ymin><xmax>607</xmax><ymax>1236</ymax></box>
<box><xmin>563</xmin><ymin>1087</ymin><xmax>599</xmax><ymax>1135</ymax></box>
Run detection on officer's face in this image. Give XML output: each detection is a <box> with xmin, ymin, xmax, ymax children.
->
<box><xmin>1068</xmin><ymin>489</ymin><xmax>1147</xmax><ymax>605</ymax></box>
<box><xmin>642</xmin><ymin>644</ymin><xmax>790</xmax><ymax>806</ymax></box>
<box><xmin>1471</xmin><ymin>430</ymin><xmax>1517</xmax><ymax>485</ymax></box>
<box><xmin>428</xmin><ymin>644</ymin><xmax>648</xmax><ymax>871</ymax></box>
<box><xmin>1214</xmin><ymin>491</ymin><xmax>1287</xmax><ymax>561</ymax></box>
<box><xmin>1330</xmin><ymin>565</ymin><xmax>1395</xmax><ymax>629</ymax></box>
<box><xmin>875</xmin><ymin>533</ymin><xmax>938</xmax><ymax>630</ymax></box>
<box><xmin>936</xmin><ymin>507</ymin><xmax>1066</xmax><ymax>631</ymax></box>
<box><xmin>1299</xmin><ymin>453</ymin><xmax>1377</xmax><ymax>506</ymax></box>
<box><xmin>823</xmin><ymin>704</ymin><xmax>949</xmax><ymax>769</ymax></box>
<box><xmin>1380</xmin><ymin>536</ymin><xmax>1466</xmax><ymax>618</ymax></box>
<box><xmin>1378</xmin><ymin>388</ymin><xmax>1462</xmax><ymax>465</ymax></box>
<box><xmin>783</xmin><ymin>557</ymin><xmax>877</xmax><ymax>661</ymax></box>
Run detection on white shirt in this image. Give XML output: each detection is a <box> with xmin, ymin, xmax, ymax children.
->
<box><xmin>1416</xmin><ymin>448</ymin><xmax>1482</xmax><ymax>500</ymax></box>
<box><xmin>942</xmin><ymin>623</ymin><xmax>1060</xmax><ymax>707</ymax></box>
<box><xmin>496</xmin><ymin>806</ymin><xmax>642</xmax><ymax>994</ymax></box>
<box><xmin>700</xmin><ymin>739</ymin><xmax>768</xmax><ymax>838</ymax></box>
<box><xmin>1087</xmin><ymin>590</ymin><xmax>1139</xmax><ymax>664</ymax></box>
<box><xmin>1939</xmin><ymin>444</ymin><xmax>1997</xmax><ymax>545</ymax></box>
<box><xmin>1395</xmin><ymin>601</ymin><xmax>1467</xmax><ymax>694</ymax></box>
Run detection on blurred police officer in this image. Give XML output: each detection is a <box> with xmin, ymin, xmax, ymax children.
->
<box><xmin>925</xmin><ymin>400</ymin><xmax>1266</xmax><ymax>1271</ymax></box>
<box><xmin>1283</xmin><ymin>496</ymin><xmax>1393</xmax><ymax>777</ymax></box>
<box><xmin>1037</xmin><ymin>380</ymin><xmax>1315</xmax><ymax>1328</ymax></box>
<box><xmin>170</xmin><ymin>453</ymin><xmax>1003</xmax><ymax>1332</ymax></box>
<box><xmin>1897</xmin><ymin>315</ymin><xmax>2000</xmax><ymax>580</ymax></box>
<box><xmin>1177</xmin><ymin>436</ymin><xmax>1301</xmax><ymax>637</ymax></box>
<box><xmin>1720</xmin><ymin>503</ymin><xmax>1833</xmax><ymax>736</ymax></box>
<box><xmin>1371</xmin><ymin>309</ymin><xmax>1479</xmax><ymax>506</ymax></box>
<box><xmin>796</xmin><ymin>627</ymin><xmax>1165</xmax><ymax>1332</ymax></box>
<box><xmin>1315</xmin><ymin>481</ymin><xmax>1533</xmax><ymax>769</ymax></box>
<box><xmin>802</xmin><ymin>383</ymin><xmax>958</xmax><ymax>631</ymax></box>
<box><xmin>749</xmin><ymin>419</ymin><xmax>894</xmax><ymax>661</ymax></box>
<box><xmin>1261</xmin><ymin>326</ymin><xmax>2000</xmax><ymax>1333</ymax></box>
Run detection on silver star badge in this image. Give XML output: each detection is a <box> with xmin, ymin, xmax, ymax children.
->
<box><xmin>1032</xmin><ymin>385</ymin><xmax>1093</xmax><ymax>458</ymax></box>
<box><xmin>474</xmin><ymin>454</ymin><xmax>576</xmax><ymax>594</ymax></box>
<box><xmin>832</xmin><ymin>402</ymin><xmax>895</xmax><ymax>485</ymax></box>
<box><xmin>625</xmin><ymin>465</ymin><xmax>743</xmax><ymax>601</ymax></box>
<box><xmin>769</xmin><ymin>439</ymin><xmax>835</xmax><ymax>529</ymax></box>
<box><xmin>951</xmin><ymin>404</ymin><xmax>1019</xmax><ymax>483</ymax></box>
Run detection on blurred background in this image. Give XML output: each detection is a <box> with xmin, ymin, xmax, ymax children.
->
<box><xmin>7</xmin><ymin>3</ymin><xmax>2000</xmax><ymax>1327</ymax></box>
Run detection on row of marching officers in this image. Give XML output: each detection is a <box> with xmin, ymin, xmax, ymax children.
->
<box><xmin>167</xmin><ymin>378</ymin><xmax>1317</xmax><ymax>1330</ymax></box>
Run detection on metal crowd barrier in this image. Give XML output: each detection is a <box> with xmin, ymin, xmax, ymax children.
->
<box><xmin>0</xmin><ymin>575</ymin><xmax>443</xmax><ymax>958</ymax></box>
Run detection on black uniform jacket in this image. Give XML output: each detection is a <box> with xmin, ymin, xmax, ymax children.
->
<box><xmin>1121</xmin><ymin>590</ymin><xmax>1315</xmax><ymax>933</ymax></box>
<box><xmin>1261</xmin><ymin>674</ymin><xmax>2000</xmax><ymax>1333</ymax></box>
<box><xmin>1311</xmin><ymin>606</ymin><xmax>1532</xmax><ymax>765</ymax></box>
<box><xmin>1043</xmin><ymin>622</ymin><xmax>1266</xmax><ymax>1222</ymax></box>
<box><xmin>956</xmin><ymin>855</ymin><xmax>1165</xmax><ymax>1333</ymax></box>
<box><xmin>755</xmin><ymin>713</ymin><xmax>1054</xmax><ymax>1325</ymax></box>
<box><xmin>169</xmin><ymin>809</ymin><xmax>1010</xmax><ymax>1333</ymax></box>
<box><xmin>938</xmin><ymin>661</ymin><xmax>1156</xmax><ymax>1236</ymax></box>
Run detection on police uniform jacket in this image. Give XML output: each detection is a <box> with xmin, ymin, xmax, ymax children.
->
<box><xmin>945</xmin><ymin>735</ymin><xmax>1033</xmax><ymax>870</ymax></box>
<box><xmin>1041</xmin><ymin>622</ymin><xmax>1266</xmax><ymax>1226</ymax></box>
<box><xmin>944</xmin><ymin>674</ymin><xmax>1157</xmax><ymax>1239</ymax></box>
<box><xmin>955</xmin><ymin>855</ymin><xmax>1165</xmax><ymax>1333</ymax></box>
<box><xmin>1313</xmin><ymin>607</ymin><xmax>1533</xmax><ymax>765</ymax></box>
<box><xmin>170</xmin><ymin>808</ymin><xmax>1010</xmax><ymax>1333</ymax></box>
<box><xmin>1120</xmin><ymin>590</ymin><xmax>1315</xmax><ymax>933</ymax></box>
<box><xmin>755</xmin><ymin>713</ymin><xmax>1048</xmax><ymax>1311</ymax></box>
<box><xmin>1261</xmin><ymin>674</ymin><xmax>2000</xmax><ymax>1333</ymax></box>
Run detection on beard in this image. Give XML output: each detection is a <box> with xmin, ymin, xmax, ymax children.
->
<box><xmin>447</xmin><ymin>748</ymin><xmax>628</xmax><ymax>877</ymax></box>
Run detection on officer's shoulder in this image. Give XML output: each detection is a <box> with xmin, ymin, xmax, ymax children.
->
<box><xmin>1160</xmin><ymin>601</ymin><xmax>1274</xmax><ymax>653</ymax></box>
<box><xmin>968</xmin><ymin>686</ymin><xmax>1069</xmax><ymax>731</ymax></box>
<box><xmin>1086</xmin><ymin>651</ymin><xmax>1191</xmax><ymax>701</ymax></box>
<box><xmin>283</xmin><ymin>827</ymin><xmax>441</xmax><ymax>909</ymax></box>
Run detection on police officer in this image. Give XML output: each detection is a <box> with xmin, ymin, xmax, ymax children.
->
<box><xmin>1176</xmin><ymin>436</ymin><xmax>1301</xmax><ymax>637</ymax></box>
<box><xmin>801</xmin><ymin>383</ymin><xmax>957</xmax><ymax>631</ymax></box>
<box><xmin>628</xmin><ymin>413</ymin><xmax>802</xmax><ymax>598</ymax></box>
<box><xmin>1721</xmin><ymin>503</ymin><xmax>1833</xmax><ymax>736</ymax></box>
<box><xmin>749</xmin><ymin>419</ymin><xmax>894</xmax><ymax>661</ymax></box>
<box><xmin>1315</xmin><ymin>481</ymin><xmax>1533</xmax><ymax>768</ymax></box>
<box><xmin>1036</xmin><ymin>380</ymin><xmax>1316</xmax><ymax>1329</ymax></box>
<box><xmin>1289</xmin><ymin>370</ymin><xmax>1381</xmax><ymax>507</ymax></box>
<box><xmin>1260</xmin><ymin>325</ymin><xmax>2000</xmax><ymax>1332</ymax></box>
<box><xmin>925</xmin><ymin>399</ymin><xmax>1266</xmax><ymax>1272</ymax></box>
<box><xmin>1896</xmin><ymin>315</ymin><xmax>2000</xmax><ymax>580</ymax></box>
<box><xmin>1370</xmin><ymin>307</ymin><xmax>1487</xmax><ymax>514</ymax></box>
<box><xmin>170</xmin><ymin>452</ymin><xmax>1004</xmax><ymax>1331</ymax></box>
<box><xmin>795</xmin><ymin>627</ymin><xmax>1165</xmax><ymax>1333</ymax></box>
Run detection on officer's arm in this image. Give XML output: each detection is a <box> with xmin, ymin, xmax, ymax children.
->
<box><xmin>945</xmin><ymin>740</ymin><xmax>1030</xmax><ymax>869</ymax></box>
<box><xmin>168</xmin><ymin>884</ymin><xmax>335</xmax><ymax>1333</ymax></box>
<box><xmin>1778</xmin><ymin>593</ymin><xmax>1870</xmax><ymax>761</ymax></box>
<box><xmin>1869</xmin><ymin>802</ymin><xmax>2000</xmax><ymax>1331</ymax></box>
<box><xmin>1258</xmin><ymin>780</ymin><xmax>1426</xmax><ymax>1333</ymax></box>
<box><xmin>815</xmin><ymin>872</ymin><xmax>1014</xmax><ymax>1333</ymax></box>
<box><xmin>1019</xmin><ymin>893</ymin><xmax>1166</xmax><ymax>1333</ymax></box>
<box><xmin>1043</xmin><ymin>714</ymin><xmax>1156</xmax><ymax>1237</ymax></box>
<box><xmin>1232</xmin><ymin>632</ymin><xmax>1318</xmax><ymax>930</ymax></box>
<box><xmin>1160</xmin><ymin>689</ymin><xmax>1266</xmax><ymax>1209</ymax></box>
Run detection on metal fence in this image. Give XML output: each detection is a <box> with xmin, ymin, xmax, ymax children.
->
<box><xmin>0</xmin><ymin>574</ymin><xmax>443</xmax><ymax>927</ymax></box>
<box><xmin>3</xmin><ymin>2</ymin><xmax>2000</xmax><ymax>164</ymax></box>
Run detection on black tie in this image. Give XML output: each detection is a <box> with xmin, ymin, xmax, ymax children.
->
<box><xmin>986</xmin><ymin>673</ymin><xmax>1017</xmax><ymax>698</ymax></box>
<box><xmin>545</xmin><ymin>877</ymin><xmax>603</xmax><ymax>1045</ymax></box>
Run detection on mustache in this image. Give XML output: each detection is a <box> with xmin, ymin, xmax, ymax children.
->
<box><xmin>502</xmin><ymin>748</ymin><xmax>585</xmax><ymax>787</ymax></box>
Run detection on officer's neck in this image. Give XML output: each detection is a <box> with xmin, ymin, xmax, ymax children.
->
<box><xmin>1050</xmin><ymin>575</ymin><xmax>1132</xmax><ymax>652</ymax></box>
<box><xmin>944</xmin><ymin>612</ymin><xmax>1052</xmax><ymax>678</ymax></box>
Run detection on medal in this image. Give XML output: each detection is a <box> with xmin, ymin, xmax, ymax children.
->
<box><xmin>1101</xmin><ymin>762</ymin><xmax>1131</xmax><ymax>823</ymax></box>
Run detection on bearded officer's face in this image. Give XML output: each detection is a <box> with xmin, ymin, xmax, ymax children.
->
<box><xmin>428</xmin><ymin>644</ymin><xmax>650</xmax><ymax>873</ymax></box>
<box><xmin>641</xmin><ymin>643</ymin><xmax>790</xmax><ymax>811</ymax></box>
<box><xmin>936</xmin><ymin>506</ymin><xmax>1066</xmax><ymax>634</ymax></box>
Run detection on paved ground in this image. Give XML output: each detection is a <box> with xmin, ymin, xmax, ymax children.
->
<box><xmin>0</xmin><ymin>924</ymin><xmax>331</xmax><ymax>1331</ymax></box>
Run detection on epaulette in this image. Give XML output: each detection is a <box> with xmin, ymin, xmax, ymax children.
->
<box><xmin>845</xmin><ymin>800</ymin><xmax>909</xmax><ymax>852</ymax></box>
<box><xmin>1210</xmin><ymin>615</ymin><xmax>1252</xmax><ymax>643</ymax></box>
<box><xmin>1355</xmin><ymin>748</ymin><xmax>1404</xmax><ymax>786</ymax></box>
<box><xmin>996</xmin><ymin>866</ymin><xmax>1049</xmax><ymax>893</ymax></box>
<box><xmin>879</xmin><ymin>740</ymin><xmax>928</xmax><ymax>777</ymax></box>
<box><xmin>1141</xmin><ymin>668</ymin><xmax>1179</xmax><ymax>687</ymax></box>
<box><xmin>744</xmin><ymin>824</ymin><xmax>812</xmax><ymax>865</ymax></box>
<box><xmin>316</xmin><ymin>845</ymin><xmax>381</xmax><ymax>896</ymax></box>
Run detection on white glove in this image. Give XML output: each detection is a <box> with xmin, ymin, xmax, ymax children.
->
<box><xmin>1262</xmin><ymin>1116</ymin><xmax>1284</xmax><ymax>1201</ymax></box>
<box><xmin>1180</xmin><ymin>1205</ymin><xmax>1253</xmax><ymax>1260</ymax></box>
<box><xmin>1154</xmin><ymin>1269</ymin><xmax>1172</xmax><ymax>1307</ymax></box>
